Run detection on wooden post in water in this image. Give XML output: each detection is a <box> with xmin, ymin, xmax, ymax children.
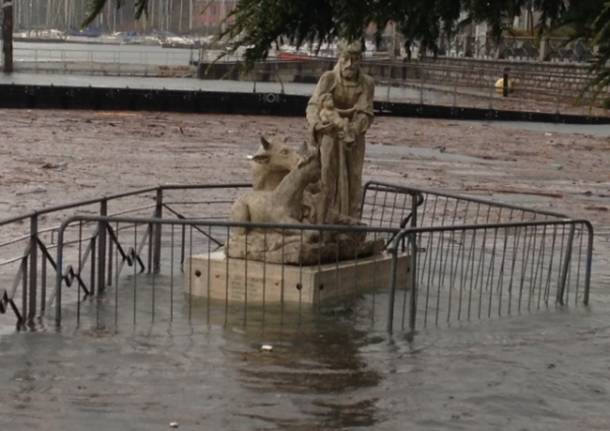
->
<box><xmin>2</xmin><ymin>0</ymin><xmax>13</xmax><ymax>73</ymax></box>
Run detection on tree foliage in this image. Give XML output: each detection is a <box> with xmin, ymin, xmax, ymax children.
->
<box><xmin>84</xmin><ymin>0</ymin><xmax>609</xmax><ymax>103</ymax></box>
<box><xmin>221</xmin><ymin>0</ymin><xmax>574</xmax><ymax>62</ymax></box>
<box><xmin>83</xmin><ymin>0</ymin><xmax>148</xmax><ymax>27</ymax></box>
<box><xmin>220</xmin><ymin>0</ymin><xmax>609</xmax><ymax>104</ymax></box>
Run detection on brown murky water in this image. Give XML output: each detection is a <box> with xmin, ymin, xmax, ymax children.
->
<box><xmin>0</xmin><ymin>110</ymin><xmax>609</xmax><ymax>429</ymax></box>
<box><xmin>1</xmin><ymin>257</ymin><xmax>610</xmax><ymax>431</ymax></box>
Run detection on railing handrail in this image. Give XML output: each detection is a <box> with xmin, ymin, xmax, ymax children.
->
<box><xmin>388</xmin><ymin>218</ymin><xmax>593</xmax><ymax>241</ymax></box>
<box><xmin>53</xmin><ymin>213</ymin><xmax>592</xmax><ymax>247</ymax></box>
<box><xmin>363</xmin><ymin>180</ymin><xmax>571</xmax><ymax>220</ymax></box>
<box><xmin>0</xmin><ymin>183</ymin><xmax>252</xmax><ymax>227</ymax></box>
<box><xmin>56</xmin><ymin>214</ymin><xmax>403</xmax><ymax>235</ymax></box>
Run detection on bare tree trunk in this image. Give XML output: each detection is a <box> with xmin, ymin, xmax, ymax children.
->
<box><xmin>2</xmin><ymin>0</ymin><xmax>13</xmax><ymax>73</ymax></box>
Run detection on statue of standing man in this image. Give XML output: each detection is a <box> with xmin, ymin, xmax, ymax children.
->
<box><xmin>306</xmin><ymin>40</ymin><xmax>375</xmax><ymax>224</ymax></box>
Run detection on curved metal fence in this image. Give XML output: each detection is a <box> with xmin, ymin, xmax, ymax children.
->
<box><xmin>0</xmin><ymin>182</ymin><xmax>593</xmax><ymax>337</ymax></box>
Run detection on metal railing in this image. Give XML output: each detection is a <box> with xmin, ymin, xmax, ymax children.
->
<box><xmin>0</xmin><ymin>184</ymin><xmax>249</xmax><ymax>329</ymax></box>
<box><xmin>362</xmin><ymin>181</ymin><xmax>567</xmax><ymax>229</ymax></box>
<box><xmin>52</xmin><ymin>216</ymin><xmax>400</xmax><ymax>331</ymax></box>
<box><xmin>386</xmin><ymin>219</ymin><xmax>593</xmax><ymax>333</ymax></box>
<box><xmin>0</xmin><ymin>182</ymin><xmax>593</xmax><ymax>336</ymax></box>
<box><xmin>12</xmin><ymin>46</ymin><xmax>195</xmax><ymax>76</ymax></box>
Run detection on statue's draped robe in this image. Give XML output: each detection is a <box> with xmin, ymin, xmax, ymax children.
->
<box><xmin>306</xmin><ymin>65</ymin><xmax>375</xmax><ymax>223</ymax></box>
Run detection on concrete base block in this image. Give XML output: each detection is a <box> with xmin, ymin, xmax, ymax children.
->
<box><xmin>184</xmin><ymin>251</ymin><xmax>411</xmax><ymax>305</ymax></box>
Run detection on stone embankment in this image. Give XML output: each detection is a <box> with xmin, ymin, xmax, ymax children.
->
<box><xmin>200</xmin><ymin>56</ymin><xmax>609</xmax><ymax>106</ymax></box>
<box><xmin>415</xmin><ymin>57</ymin><xmax>609</xmax><ymax>102</ymax></box>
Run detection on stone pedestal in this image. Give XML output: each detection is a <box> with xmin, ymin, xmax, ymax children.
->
<box><xmin>184</xmin><ymin>251</ymin><xmax>411</xmax><ymax>305</ymax></box>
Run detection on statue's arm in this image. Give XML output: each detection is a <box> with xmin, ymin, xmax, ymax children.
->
<box><xmin>351</xmin><ymin>75</ymin><xmax>375</xmax><ymax>134</ymax></box>
<box><xmin>336</xmin><ymin>107</ymin><xmax>357</xmax><ymax>117</ymax></box>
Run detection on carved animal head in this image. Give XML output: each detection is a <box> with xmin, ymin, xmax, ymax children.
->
<box><xmin>248</xmin><ymin>136</ymin><xmax>300</xmax><ymax>173</ymax></box>
<box><xmin>295</xmin><ymin>149</ymin><xmax>321</xmax><ymax>184</ymax></box>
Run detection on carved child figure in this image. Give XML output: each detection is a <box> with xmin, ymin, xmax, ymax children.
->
<box><xmin>318</xmin><ymin>93</ymin><xmax>356</xmax><ymax>147</ymax></box>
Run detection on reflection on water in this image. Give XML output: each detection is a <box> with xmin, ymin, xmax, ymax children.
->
<box><xmin>1</xmin><ymin>274</ymin><xmax>610</xmax><ymax>430</ymax></box>
<box><xmin>0</xmin><ymin>291</ymin><xmax>388</xmax><ymax>430</ymax></box>
<box><xmin>233</xmin><ymin>324</ymin><xmax>381</xmax><ymax>429</ymax></box>
<box><xmin>2</xmin><ymin>296</ymin><xmax>610</xmax><ymax>430</ymax></box>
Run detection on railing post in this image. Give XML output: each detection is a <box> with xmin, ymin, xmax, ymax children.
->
<box><xmin>410</xmin><ymin>192</ymin><xmax>419</xmax><ymax>229</ymax></box>
<box><xmin>359</xmin><ymin>181</ymin><xmax>374</xmax><ymax>217</ymax></box>
<box><xmin>419</xmin><ymin>65</ymin><xmax>424</xmax><ymax>106</ymax></box>
<box><xmin>55</xmin><ymin>224</ymin><xmax>65</xmax><ymax>327</ymax></box>
<box><xmin>386</xmin><ymin>240</ymin><xmax>399</xmax><ymax>334</ymax></box>
<box><xmin>21</xmin><ymin>256</ymin><xmax>28</xmax><ymax>330</ymax></box>
<box><xmin>28</xmin><ymin>212</ymin><xmax>38</xmax><ymax>326</ymax></box>
<box><xmin>97</xmin><ymin>199</ymin><xmax>107</xmax><ymax>294</ymax></box>
<box><xmin>583</xmin><ymin>221</ymin><xmax>594</xmax><ymax>306</ymax></box>
<box><xmin>90</xmin><ymin>237</ymin><xmax>97</xmax><ymax>296</ymax></box>
<box><xmin>107</xmin><ymin>222</ymin><xmax>114</xmax><ymax>286</ymax></box>
<box><xmin>557</xmin><ymin>223</ymin><xmax>575</xmax><ymax>306</ymax></box>
<box><xmin>409</xmin><ymin>195</ymin><xmax>418</xmax><ymax>334</ymax></box>
<box><xmin>153</xmin><ymin>187</ymin><xmax>163</xmax><ymax>274</ymax></box>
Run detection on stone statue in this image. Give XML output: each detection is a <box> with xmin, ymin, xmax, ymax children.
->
<box><xmin>225</xmin><ymin>42</ymin><xmax>382</xmax><ymax>264</ymax></box>
<box><xmin>306</xmin><ymin>40</ymin><xmax>375</xmax><ymax>224</ymax></box>
<box><xmin>227</xmin><ymin>137</ymin><xmax>382</xmax><ymax>264</ymax></box>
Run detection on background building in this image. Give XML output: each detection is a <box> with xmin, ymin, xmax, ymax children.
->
<box><xmin>196</xmin><ymin>0</ymin><xmax>237</xmax><ymax>33</ymax></box>
<box><xmin>10</xmin><ymin>0</ymin><xmax>236</xmax><ymax>35</ymax></box>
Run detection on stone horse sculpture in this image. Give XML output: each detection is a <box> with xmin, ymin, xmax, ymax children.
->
<box><xmin>247</xmin><ymin>135</ymin><xmax>359</xmax><ymax>226</ymax></box>
<box><xmin>231</xmin><ymin>148</ymin><xmax>321</xmax><ymax>235</ymax></box>
<box><xmin>226</xmin><ymin>137</ymin><xmax>383</xmax><ymax>264</ymax></box>
<box><xmin>250</xmin><ymin>136</ymin><xmax>301</xmax><ymax>191</ymax></box>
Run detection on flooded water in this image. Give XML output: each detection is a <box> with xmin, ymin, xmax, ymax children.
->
<box><xmin>1</xmin><ymin>291</ymin><xmax>610</xmax><ymax>429</ymax></box>
<box><xmin>0</xmin><ymin>180</ymin><xmax>608</xmax><ymax>428</ymax></box>
<box><xmin>486</xmin><ymin>121</ymin><xmax>610</xmax><ymax>138</ymax></box>
<box><xmin>0</xmin><ymin>62</ymin><xmax>609</xmax><ymax>427</ymax></box>
<box><xmin>1</xmin><ymin>237</ymin><xmax>609</xmax><ymax>431</ymax></box>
